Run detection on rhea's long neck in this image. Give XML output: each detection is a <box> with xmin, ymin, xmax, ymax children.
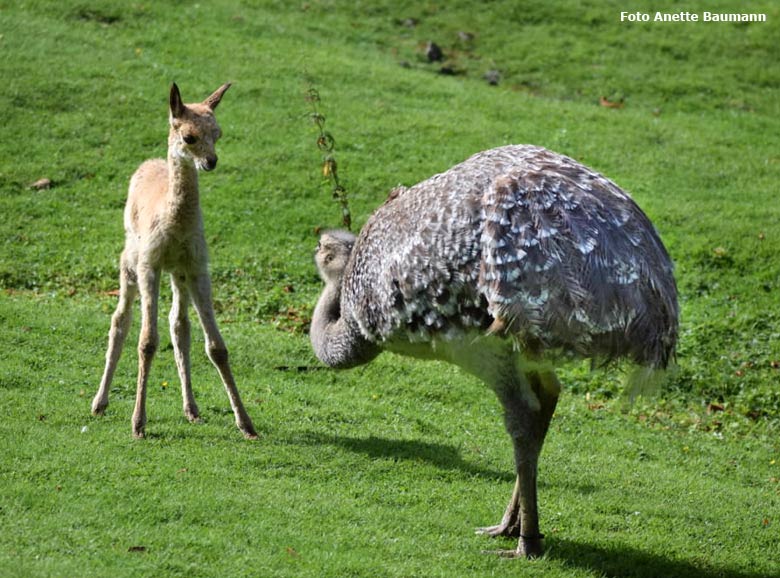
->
<box><xmin>311</xmin><ymin>277</ymin><xmax>379</xmax><ymax>369</ymax></box>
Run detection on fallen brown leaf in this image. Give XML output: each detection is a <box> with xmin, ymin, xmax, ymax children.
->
<box><xmin>599</xmin><ymin>96</ymin><xmax>624</xmax><ymax>109</ymax></box>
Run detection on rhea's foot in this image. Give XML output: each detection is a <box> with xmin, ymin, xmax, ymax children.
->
<box><xmin>476</xmin><ymin>521</ymin><xmax>521</xmax><ymax>539</ymax></box>
<box><xmin>482</xmin><ymin>535</ymin><xmax>544</xmax><ymax>559</ymax></box>
<box><xmin>482</xmin><ymin>549</ymin><xmax>523</xmax><ymax>558</ymax></box>
<box><xmin>482</xmin><ymin>548</ymin><xmax>541</xmax><ymax>559</ymax></box>
<box><xmin>476</xmin><ymin>503</ymin><xmax>521</xmax><ymax>538</ymax></box>
<box><xmin>518</xmin><ymin>534</ymin><xmax>545</xmax><ymax>559</ymax></box>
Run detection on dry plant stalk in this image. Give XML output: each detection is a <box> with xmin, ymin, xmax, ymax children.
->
<box><xmin>306</xmin><ymin>87</ymin><xmax>351</xmax><ymax>230</ymax></box>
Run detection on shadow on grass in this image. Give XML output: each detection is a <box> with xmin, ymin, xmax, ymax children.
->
<box><xmin>300</xmin><ymin>432</ymin><xmax>603</xmax><ymax>494</ymax></box>
<box><xmin>297</xmin><ymin>431</ymin><xmax>513</xmax><ymax>481</ymax></box>
<box><xmin>299</xmin><ymin>432</ymin><xmax>601</xmax><ymax>495</ymax></box>
<box><xmin>546</xmin><ymin>538</ymin><xmax>777</xmax><ymax>578</ymax></box>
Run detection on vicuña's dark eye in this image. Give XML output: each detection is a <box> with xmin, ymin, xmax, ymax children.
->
<box><xmin>183</xmin><ymin>134</ymin><xmax>198</xmax><ymax>145</ymax></box>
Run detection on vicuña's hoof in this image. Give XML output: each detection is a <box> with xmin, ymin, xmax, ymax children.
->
<box><xmin>184</xmin><ymin>406</ymin><xmax>201</xmax><ymax>423</ymax></box>
<box><xmin>239</xmin><ymin>421</ymin><xmax>259</xmax><ymax>440</ymax></box>
<box><xmin>91</xmin><ymin>400</ymin><xmax>108</xmax><ymax>416</ymax></box>
<box><xmin>132</xmin><ymin>417</ymin><xmax>146</xmax><ymax>439</ymax></box>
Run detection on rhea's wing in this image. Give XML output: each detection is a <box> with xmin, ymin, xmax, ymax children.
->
<box><xmin>478</xmin><ymin>155</ymin><xmax>678</xmax><ymax>367</ymax></box>
<box><xmin>344</xmin><ymin>170</ymin><xmax>490</xmax><ymax>343</ymax></box>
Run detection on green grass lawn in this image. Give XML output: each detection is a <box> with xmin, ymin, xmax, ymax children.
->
<box><xmin>1</xmin><ymin>1</ymin><xmax>779</xmax><ymax>576</ymax></box>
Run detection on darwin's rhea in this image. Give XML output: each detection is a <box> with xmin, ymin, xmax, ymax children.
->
<box><xmin>92</xmin><ymin>83</ymin><xmax>256</xmax><ymax>439</ymax></box>
<box><xmin>311</xmin><ymin>145</ymin><xmax>678</xmax><ymax>558</ymax></box>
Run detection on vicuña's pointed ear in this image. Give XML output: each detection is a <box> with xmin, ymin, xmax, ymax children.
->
<box><xmin>169</xmin><ymin>83</ymin><xmax>186</xmax><ymax>119</ymax></box>
<box><xmin>204</xmin><ymin>83</ymin><xmax>231</xmax><ymax>111</ymax></box>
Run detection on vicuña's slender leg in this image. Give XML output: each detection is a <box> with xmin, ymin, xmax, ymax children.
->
<box><xmin>482</xmin><ymin>369</ymin><xmax>560</xmax><ymax>558</ymax></box>
<box><xmin>170</xmin><ymin>274</ymin><xmax>199</xmax><ymax>423</ymax></box>
<box><xmin>92</xmin><ymin>255</ymin><xmax>138</xmax><ymax>416</ymax></box>
<box><xmin>131</xmin><ymin>265</ymin><xmax>161</xmax><ymax>439</ymax></box>
<box><xmin>189</xmin><ymin>272</ymin><xmax>258</xmax><ymax>439</ymax></box>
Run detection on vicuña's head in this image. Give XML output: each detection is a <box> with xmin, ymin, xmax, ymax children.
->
<box><xmin>168</xmin><ymin>82</ymin><xmax>230</xmax><ymax>172</ymax></box>
<box><xmin>315</xmin><ymin>230</ymin><xmax>356</xmax><ymax>284</ymax></box>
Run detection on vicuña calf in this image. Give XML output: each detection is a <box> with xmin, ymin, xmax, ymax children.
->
<box><xmin>92</xmin><ymin>83</ymin><xmax>257</xmax><ymax>439</ymax></box>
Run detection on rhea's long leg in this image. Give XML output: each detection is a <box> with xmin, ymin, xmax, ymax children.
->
<box><xmin>481</xmin><ymin>370</ymin><xmax>560</xmax><ymax>558</ymax></box>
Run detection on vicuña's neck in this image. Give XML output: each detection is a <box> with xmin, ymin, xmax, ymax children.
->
<box><xmin>167</xmin><ymin>153</ymin><xmax>200</xmax><ymax>214</ymax></box>
<box><xmin>311</xmin><ymin>277</ymin><xmax>380</xmax><ymax>369</ymax></box>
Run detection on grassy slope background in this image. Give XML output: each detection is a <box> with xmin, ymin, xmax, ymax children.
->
<box><xmin>1</xmin><ymin>1</ymin><xmax>779</xmax><ymax>577</ymax></box>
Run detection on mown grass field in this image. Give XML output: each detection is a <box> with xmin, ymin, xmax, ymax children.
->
<box><xmin>1</xmin><ymin>1</ymin><xmax>779</xmax><ymax>576</ymax></box>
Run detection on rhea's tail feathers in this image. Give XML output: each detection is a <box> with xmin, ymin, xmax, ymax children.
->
<box><xmin>623</xmin><ymin>363</ymin><xmax>677</xmax><ymax>404</ymax></box>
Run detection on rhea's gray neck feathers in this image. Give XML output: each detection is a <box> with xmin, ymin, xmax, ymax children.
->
<box><xmin>311</xmin><ymin>231</ymin><xmax>379</xmax><ymax>368</ymax></box>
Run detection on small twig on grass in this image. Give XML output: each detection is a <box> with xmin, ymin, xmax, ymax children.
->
<box><xmin>306</xmin><ymin>86</ymin><xmax>352</xmax><ymax>230</ymax></box>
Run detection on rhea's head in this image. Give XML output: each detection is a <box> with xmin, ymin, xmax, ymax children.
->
<box><xmin>315</xmin><ymin>230</ymin><xmax>356</xmax><ymax>284</ymax></box>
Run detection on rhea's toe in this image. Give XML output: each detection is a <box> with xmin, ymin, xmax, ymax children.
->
<box><xmin>476</xmin><ymin>522</ymin><xmax>521</xmax><ymax>538</ymax></box>
<box><xmin>481</xmin><ymin>549</ymin><xmax>524</xmax><ymax>558</ymax></box>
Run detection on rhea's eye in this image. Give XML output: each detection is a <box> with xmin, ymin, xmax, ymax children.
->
<box><xmin>183</xmin><ymin>134</ymin><xmax>198</xmax><ymax>145</ymax></box>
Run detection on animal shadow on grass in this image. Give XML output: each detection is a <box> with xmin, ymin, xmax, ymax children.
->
<box><xmin>298</xmin><ymin>431</ymin><xmax>513</xmax><ymax>481</ymax></box>
<box><xmin>547</xmin><ymin>538</ymin><xmax>777</xmax><ymax>578</ymax></box>
<box><xmin>307</xmin><ymin>433</ymin><xmax>608</xmax><ymax>495</ymax></box>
